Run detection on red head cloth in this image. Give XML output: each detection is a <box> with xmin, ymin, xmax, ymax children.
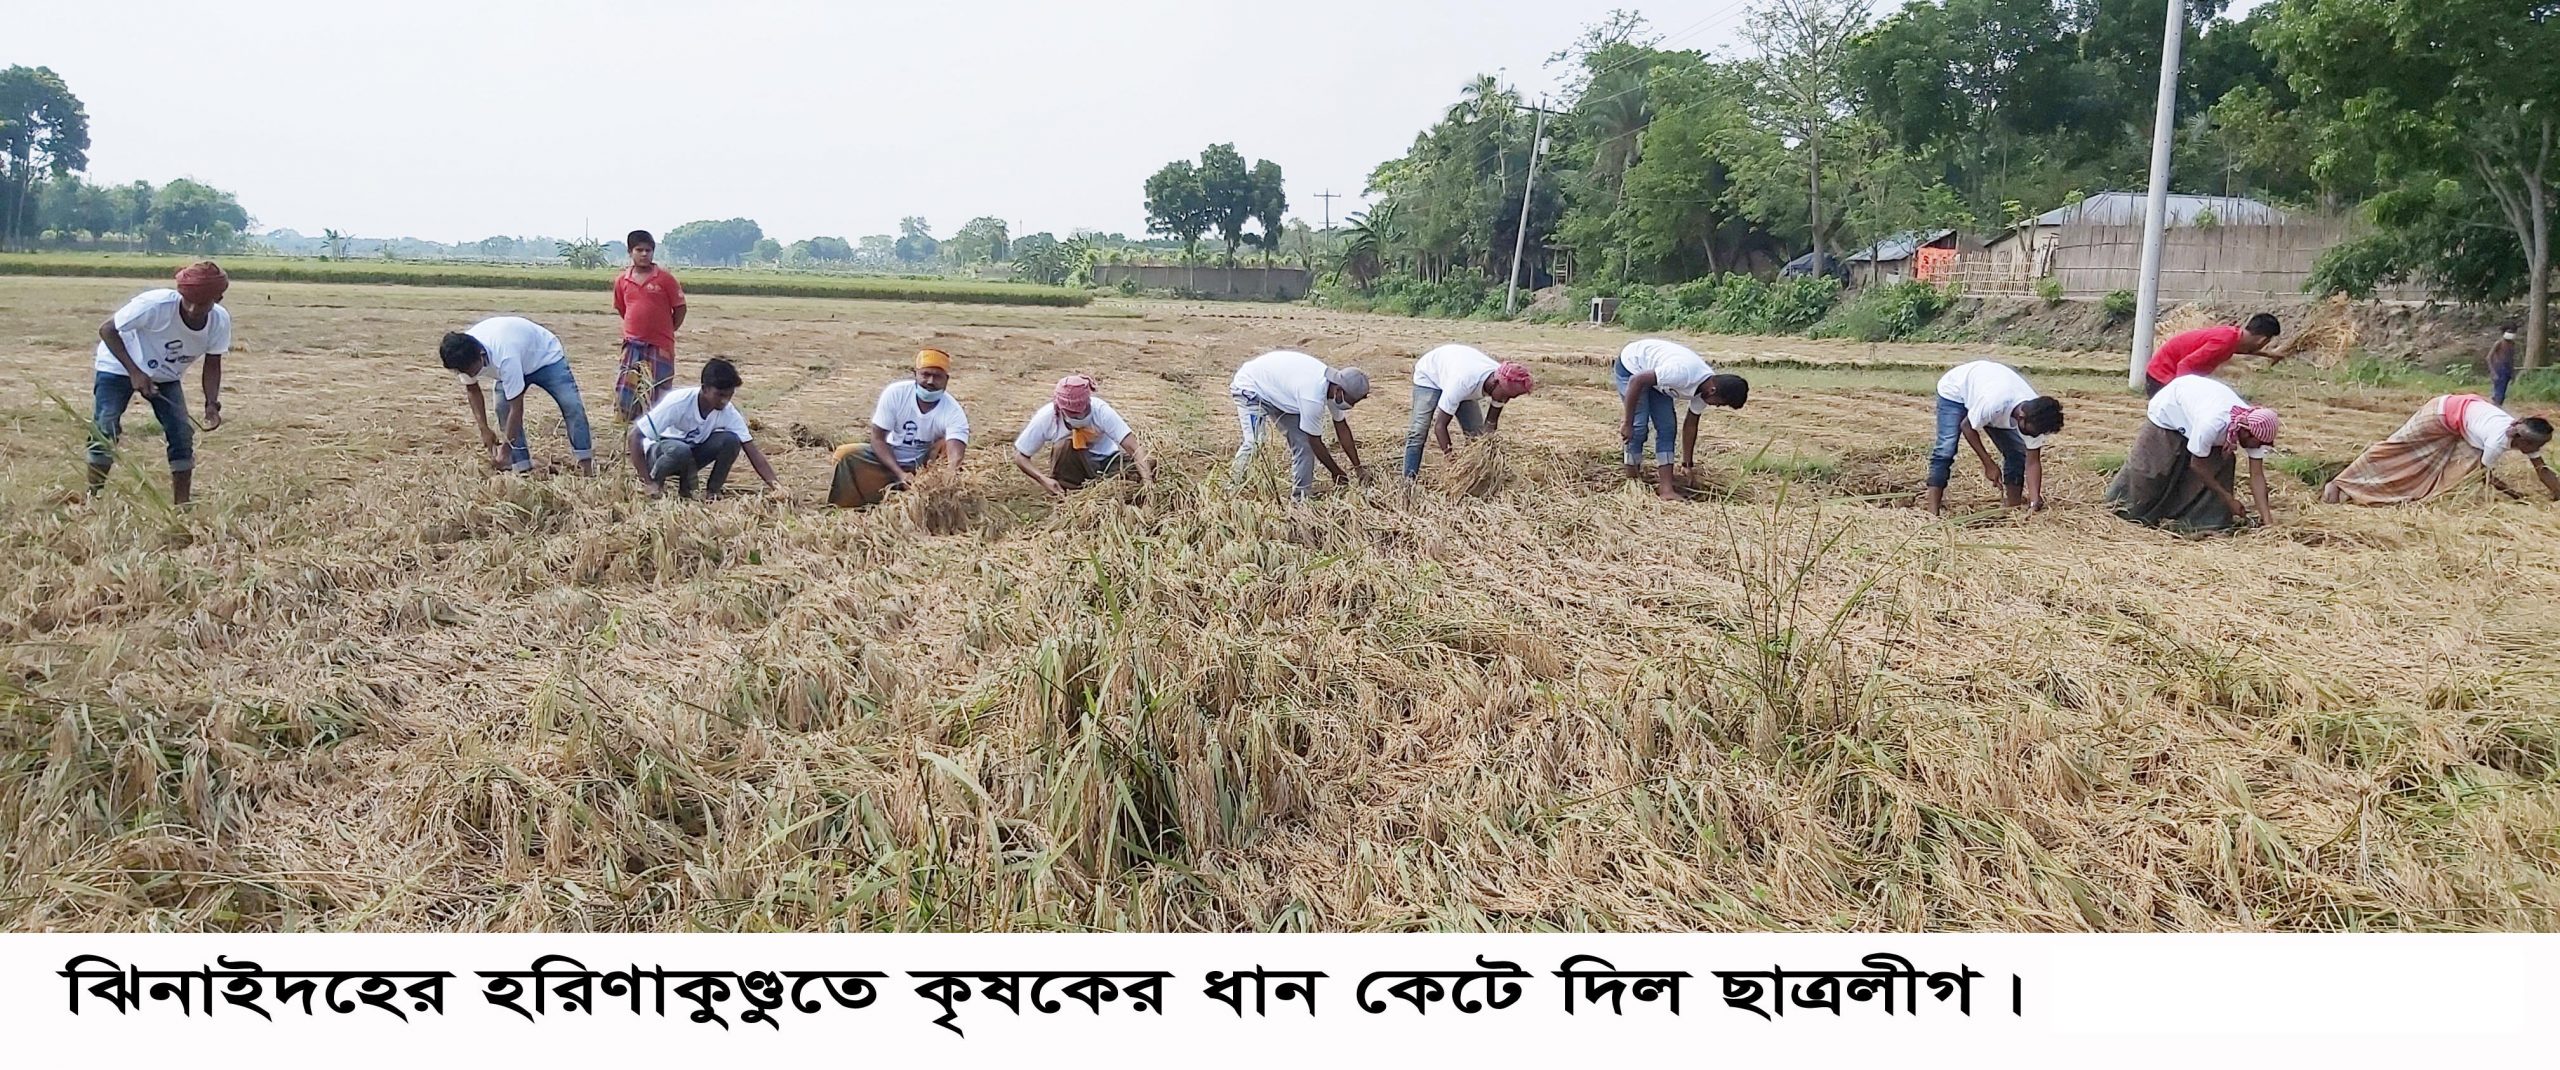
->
<box><xmin>1053</xmin><ymin>374</ymin><xmax>1097</xmax><ymax>419</ymax></box>
<box><xmin>1493</xmin><ymin>360</ymin><xmax>1534</xmax><ymax>395</ymax></box>
<box><xmin>174</xmin><ymin>261</ymin><xmax>230</xmax><ymax>304</ymax></box>
<box><xmin>2226</xmin><ymin>405</ymin><xmax>2280</xmax><ymax>448</ymax></box>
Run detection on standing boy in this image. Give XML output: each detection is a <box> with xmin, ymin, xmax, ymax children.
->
<box><xmin>2489</xmin><ymin>327</ymin><xmax>2519</xmax><ymax>406</ymax></box>
<box><xmin>613</xmin><ymin>229</ymin><xmax>687</xmax><ymax>420</ymax></box>
<box><xmin>89</xmin><ymin>262</ymin><xmax>233</xmax><ymax>505</ymax></box>
<box><xmin>438</xmin><ymin>316</ymin><xmax>595</xmax><ymax>475</ymax></box>
<box><xmin>628</xmin><ymin>358</ymin><xmax>782</xmax><ymax>499</ymax></box>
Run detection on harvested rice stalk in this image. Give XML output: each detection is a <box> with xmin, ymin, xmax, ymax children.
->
<box><xmin>1430</xmin><ymin>434</ymin><xmax>1512</xmax><ymax>498</ymax></box>
<box><xmin>895</xmin><ymin>465</ymin><xmax>982</xmax><ymax>535</ymax></box>
<box><xmin>2152</xmin><ymin>303</ymin><xmax>2218</xmax><ymax>346</ymax></box>
<box><xmin>786</xmin><ymin>422</ymin><xmax>839</xmax><ymax>450</ymax></box>
<box><xmin>2282</xmin><ymin>297</ymin><xmax>2361</xmax><ymax>368</ymax></box>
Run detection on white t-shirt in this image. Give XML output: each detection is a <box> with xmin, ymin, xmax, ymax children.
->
<box><xmin>636</xmin><ymin>387</ymin><xmax>753</xmax><ymax>448</ymax></box>
<box><xmin>456</xmin><ymin>316</ymin><xmax>568</xmax><ymax>401</ymax></box>
<box><xmin>1617</xmin><ymin>338</ymin><xmax>1714</xmax><ymax>413</ymax></box>
<box><xmin>1412</xmin><ymin>344</ymin><xmax>1508</xmax><ymax>415</ymax></box>
<box><xmin>1231</xmin><ymin>350</ymin><xmax>1342</xmax><ymax>435</ymax></box>
<box><xmin>1937</xmin><ymin>360</ymin><xmax>2049</xmax><ymax>449</ymax></box>
<box><xmin>871</xmin><ymin>380</ymin><xmax>972</xmax><ymax>467</ymax></box>
<box><xmin>92</xmin><ymin>289</ymin><xmax>232</xmax><ymax>383</ymax></box>
<box><xmin>1012</xmin><ymin>397</ymin><xmax>1133</xmax><ymax>459</ymax></box>
<box><xmin>2147</xmin><ymin>375</ymin><xmax>2270</xmax><ymax>459</ymax></box>
<box><xmin>2457</xmin><ymin>401</ymin><xmax>2543</xmax><ymax>467</ymax></box>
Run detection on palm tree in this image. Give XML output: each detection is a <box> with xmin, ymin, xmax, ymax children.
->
<box><xmin>1342</xmin><ymin>206</ymin><xmax>1399</xmax><ymax>292</ymax></box>
<box><xmin>320</xmin><ymin>228</ymin><xmax>348</xmax><ymax>259</ymax></box>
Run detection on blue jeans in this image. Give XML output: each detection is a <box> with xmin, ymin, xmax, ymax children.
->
<box><xmin>1403</xmin><ymin>385</ymin><xmax>1486</xmax><ymax>477</ymax></box>
<box><xmin>497</xmin><ymin>359</ymin><xmax>594</xmax><ymax>471</ymax></box>
<box><xmin>1926</xmin><ymin>395</ymin><xmax>2028</xmax><ymax>489</ymax></box>
<box><xmin>1613</xmin><ymin>359</ymin><xmax>1678</xmax><ymax>466</ymax></box>
<box><xmin>89</xmin><ymin>371</ymin><xmax>194</xmax><ymax>473</ymax></box>
<box><xmin>2492</xmin><ymin>364</ymin><xmax>2514</xmax><ymax>406</ymax></box>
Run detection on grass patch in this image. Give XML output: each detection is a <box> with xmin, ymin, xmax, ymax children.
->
<box><xmin>1740</xmin><ymin>450</ymin><xmax>1839</xmax><ymax>479</ymax></box>
<box><xmin>2274</xmin><ymin>455</ymin><xmax>2348</xmax><ymax>488</ymax></box>
<box><xmin>2082</xmin><ymin>452</ymin><xmax>2127</xmax><ymax>475</ymax></box>
<box><xmin>0</xmin><ymin>252</ymin><xmax>1089</xmax><ymax>307</ymax></box>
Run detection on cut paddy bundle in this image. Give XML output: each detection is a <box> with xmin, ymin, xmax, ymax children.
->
<box><xmin>894</xmin><ymin>464</ymin><xmax>983</xmax><ymax>535</ymax></box>
<box><xmin>2282</xmin><ymin>296</ymin><xmax>2361</xmax><ymax>369</ymax></box>
<box><xmin>1431</xmin><ymin>434</ymin><xmax>1513</xmax><ymax>498</ymax></box>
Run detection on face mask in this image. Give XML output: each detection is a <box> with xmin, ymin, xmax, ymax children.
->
<box><xmin>1327</xmin><ymin>402</ymin><xmax>1352</xmax><ymax>421</ymax></box>
<box><xmin>914</xmin><ymin>385</ymin><xmax>947</xmax><ymax>403</ymax></box>
<box><xmin>1064</xmin><ymin>414</ymin><xmax>1095</xmax><ymax>429</ymax></box>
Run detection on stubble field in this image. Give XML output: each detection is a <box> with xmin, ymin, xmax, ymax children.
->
<box><xmin>3</xmin><ymin>276</ymin><xmax>2556</xmax><ymax>932</ymax></box>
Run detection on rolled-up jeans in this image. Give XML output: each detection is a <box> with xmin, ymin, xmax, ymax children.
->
<box><xmin>497</xmin><ymin>359</ymin><xmax>594</xmax><ymax>472</ymax></box>
<box><xmin>90</xmin><ymin>371</ymin><xmax>194</xmax><ymax>473</ymax></box>
<box><xmin>1612</xmin><ymin>358</ymin><xmax>1678</xmax><ymax>466</ymax></box>
<box><xmin>649</xmin><ymin>430</ymin><xmax>741</xmax><ymax>498</ymax></box>
<box><xmin>1403</xmin><ymin>385</ymin><xmax>1486</xmax><ymax>478</ymax></box>
<box><xmin>1926</xmin><ymin>395</ymin><xmax>2029</xmax><ymax>489</ymax></box>
<box><xmin>1231</xmin><ymin>389</ymin><xmax>1318</xmax><ymax>496</ymax></box>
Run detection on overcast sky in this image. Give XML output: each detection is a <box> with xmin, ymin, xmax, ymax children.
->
<box><xmin>9</xmin><ymin>0</ymin><xmax>2267</xmax><ymax>244</ymax></box>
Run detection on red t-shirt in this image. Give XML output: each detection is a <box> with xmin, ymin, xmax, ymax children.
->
<box><xmin>2147</xmin><ymin>325</ymin><xmax>2243</xmax><ymax>383</ymax></box>
<box><xmin>613</xmin><ymin>267</ymin><xmax>686</xmax><ymax>351</ymax></box>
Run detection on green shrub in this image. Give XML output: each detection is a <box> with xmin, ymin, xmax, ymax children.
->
<box><xmin>1813</xmin><ymin>281</ymin><xmax>1948</xmax><ymax>342</ymax></box>
<box><xmin>2036</xmin><ymin>278</ymin><xmax>2065</xmax><ymax>307</ymax></box>
<box><xmin>2101</xmin><ymin>289</ymin><xmax>2138</xmax><ymax>320</ymax></box>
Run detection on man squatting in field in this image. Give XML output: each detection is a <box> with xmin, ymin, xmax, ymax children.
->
<box><xmin>628</xmin><ymin>357</ymin><xmax>782</xmax><ymax>499</ymax></box>
<box><xmin>612</xmin><ymin>229</ymin><xmax>686</xmax><ymax>420</ymax></box>
<box><xmin>439</xmin><ymin>315</ymin><xmax>596</xmax><ymax>475</ymax></box>
<box><xmin>1010</xmin><ymin>373</ymin><xmax>1155</xmax><ymax>498</ymax></box>
<box><xmin>2321</xmin><ymin>393</ymin><xmax>2558</xmax><ymax>505</ymax></box>
<box><xmin>89</xmin><ymin>261</ymin><xmax>232</xmax><ymax>505</ymax></box>
<box><xmin>2107</xmin><ymin>373</ymin><xmax>2281</xmax><ymax>532</ymax></box>
<box><xmin>828</xmin><ymin>348</ymin><xmax>971</xmax><ymax>508</ymax></box>
<box><xmin>1402</xmin><ymin>343</ymin><xmax>1534</xmax><ymax>479</ymax></box>
<box><xmin>2144</xmin><ymin>312</ymin><xmax>2284</xmax><ymax>396</ymax></box>
<box><xmin>1230</xmin><ymin>349</ymin><xmax>1372</xmax><ymax>497</ymax></box>
<box><xmin>1613</xmin><ymin>337</ymin><xmax>1748</xmax><ymax>501</ymax></box>
<box><xmin>1926</xmin><ymin>360</ymin><xmax>2065</xmax><ymax>515</ymax></box>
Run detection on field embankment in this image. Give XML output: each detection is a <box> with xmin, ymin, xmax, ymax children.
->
<box><xmin>0</xmin><ymin>252</ymin><xmax>1090</xmax><ymax>307</ymax></box>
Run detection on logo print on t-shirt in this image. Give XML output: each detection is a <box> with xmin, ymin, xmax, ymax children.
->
<box><xmin>901</xmin><ymin>419</ymin><xmax>920</xmax><ymax>446</ymax></box>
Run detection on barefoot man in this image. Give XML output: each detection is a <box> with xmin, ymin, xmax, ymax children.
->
<box><xmin>88</xmin><ymin>261</ymin><xmax>232</xmax><ymax>505</ymax></box>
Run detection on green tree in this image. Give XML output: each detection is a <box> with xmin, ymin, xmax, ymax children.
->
<box><xmin>855</xmin><ymin>234</ymin><xmax>896</xmax><ymax>267</ymax></box>
<box><xmin>1142</xmin><ymin>160</ymin><xmax>1211</xmax><ymax>256</ymax></box>
<box><xmin>663</xmin><ymin>217</ymin><xmax>763</xmax><ymax>265</ymax></box>
<box><xmin>1198</xmin><ymin>143</ymin><xmax>1255</xmax><ymax>267</ymax></box>
<box><xmin>2269</xmin><ymin>0</ymin><xmax>2560</xmax><ymax>368</ymax></box>
<box><xmin>792</xmin><ymin>235</ymin><xmax>855</xmax><ymax>262</ymax></box>
<box><xmin>894</xmin><ymin>217</ymin><xmax>940</xmax><ymax>263</ymax></box>
<box><xmin>750</xmin><ymin>237</ymin><xmax>783</xmax><ymax>263</ymax></box>
<box><xmin>321</xmin><ymin>228</ymin><xmax>349</xmax><ymax>259</ymax></box>
<box><xmin>1247</xmin><ymin>159</ymin><xmax>1288</xmax><ymax>266</ymax></box>
<box><xmin>1743</xmin><ymin>0</ymin><xmax>1872</xmax><ymax>267</ymax></box>
<box><xmin>147</xmin><ymin>179</ymin><xmax>249</xmax><ymax>253</ymax></box>
<box><xmin>557</xmin><ymin>238</ymin><xmax>609</xmax><ymax>269</ymax></box>
<box><xmin>0</xmin><ymin>65</ymin><xmax>91</xmax><ymax>251</ymax></box>
<box><xmin>475</xmin><ymin>234</ymin><xmax>522</xmax><ymax>259</ymax></box>
<box><xmin>949</xmin><ymin>216</ymin><xmax>1011</xmax><ymax>265</ymax></box>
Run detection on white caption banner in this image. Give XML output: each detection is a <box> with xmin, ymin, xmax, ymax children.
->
<box><xmin>0</xmin><ymin>934</ymin><xmax>2540</xmax><ymax>1068</ymax></box>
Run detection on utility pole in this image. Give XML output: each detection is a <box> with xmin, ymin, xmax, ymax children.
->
<box><xmin>1315</xmin><ymin>190</ymin><xmax>1341</xmax><ymax>231</ymax></box>
<box><xmin>2128</xmin><ymin>0</ymin><xmax>2184</xmax><ymax>392</ymax></box>
<box><xmin>1505</xmin><ymin>97</ymin><xmax>1550</xmax><ymax>316</ymax></box>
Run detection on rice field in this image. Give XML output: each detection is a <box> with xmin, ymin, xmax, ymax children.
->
<box><xmin>3</xmin><ymin>275</ymin><xmax>2556</xmax><ymax>932</ymax></box>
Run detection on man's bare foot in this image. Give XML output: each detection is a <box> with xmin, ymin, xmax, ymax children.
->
<box><xmin>578</xmin><ymin>459</ymin><xmax>597</xmax><ymax>477</ymax></box>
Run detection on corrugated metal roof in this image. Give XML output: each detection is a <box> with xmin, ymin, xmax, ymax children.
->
<box><xmin>2026</xmin><ymin>192</ymin><xmax>2288</xmax><ymax>228</ymax></box>
<box><xmin>1846</xmin><ymin>229</ymin><xmax>1956</xmax><ymax>264</ymax></box>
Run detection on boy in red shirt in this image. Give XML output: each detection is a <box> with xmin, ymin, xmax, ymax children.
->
<box><xmin>2144</xmin><ymin>312</ymin><xmax>2282</xmax><ymax>395</ymax></box>
<box><xmin>612</xmin><ymin>229</ymin><xmax>687</xmax><ymax>420</ymax></box>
